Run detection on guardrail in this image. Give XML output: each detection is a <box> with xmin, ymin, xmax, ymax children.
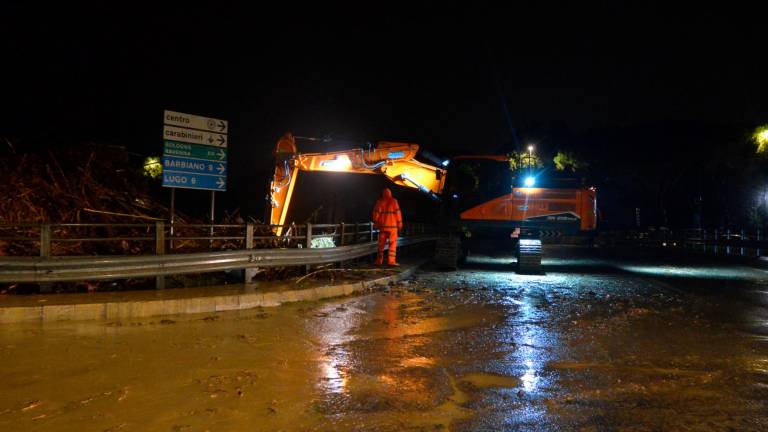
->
<box><xmin>0</xmin><ymin>236</ymin><xmax>437</xmax><ymax>284</ymax></box>
<box><xmin>0</xmin><ymin>222</ymin><xmax>437</xmax><ymax>288</ymax></box>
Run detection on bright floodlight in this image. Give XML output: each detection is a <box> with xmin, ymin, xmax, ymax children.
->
<box><xmin>524</xmin><ymin>176</ymin><xmax>535</xmax><ymax>187</ymax></box>
<box><xmin>527</xmin><ymin>145</ymin><xmax>534</xmax><ymax>152</ymax></box>
<box><xmin>320</xmin><ymin>155</ymin><xmax>352</xmax><ymax>170</ymax></box>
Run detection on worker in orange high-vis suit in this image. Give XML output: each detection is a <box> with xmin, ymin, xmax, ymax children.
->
<box><xmin>372</xmin><ymin>187</ymin><xmax>403</xmax><ymax>266</ymax></box>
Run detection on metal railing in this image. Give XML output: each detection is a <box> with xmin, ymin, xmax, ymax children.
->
<box><xmin>596</xmin><ymin>227</ymin><xmax>767</xmax><ymax>258</ymax></box>
<box><xmin>0</xmin><ymin>222</ymin><xmax>436</xmax><ymax>287</ymax></box>
<box><xmin>675</xmin><ymin>228</ymin><xmax>766</xmax><ymax>258</ymax></box>
<box><xmin>0</xmin><ymin>222</ymin><xmax>432</xmax><ymax>257</ymax></box>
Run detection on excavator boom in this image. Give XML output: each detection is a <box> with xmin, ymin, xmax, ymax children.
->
<box><xmin>269</xmin><ymin>132</ymin><xmax>446</xmax><ymax>234</ymax></box>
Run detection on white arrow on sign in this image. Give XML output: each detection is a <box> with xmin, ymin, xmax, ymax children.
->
<box><xmin>164</xmin><ymin>110</ymin><xmax>228</xmax><ymax>134</ymax></box>
<box><xmin>217</xmin><ymin>148</ymin><xmax>226</xmax><ymax>160</ymax></box>
<box><xmin>206</xmin><ymin>134</ymin><xmax>227</xmax><ymax>147</ymax></box>
<box><xmin>216</xmin><ymin>177</ymin><xmax>226</xmax><ymax>189</ymax></box>
<box><xmin>217</xmin><ymin>163</ymin><xmax>226</xmax><ymax>174</ymax></box>
<box><xmin>163</xmin><ymin>126</ymin><xmax>228</xmax><ymax>148</ymax></box>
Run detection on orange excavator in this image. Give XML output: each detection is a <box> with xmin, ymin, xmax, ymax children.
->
<box><xmin>268</xmin><ymin>132</ymin><xmax>596</xmax><ymax>273</ymax></box>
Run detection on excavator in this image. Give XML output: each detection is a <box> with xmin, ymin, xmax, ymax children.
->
<box><xmin>267</xmin><ymin>132</ymin><xmax>597</xmax><ymax>273</ymax></box>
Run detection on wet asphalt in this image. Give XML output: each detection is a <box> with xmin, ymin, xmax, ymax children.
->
<box><xmin>1</xmin><ymin>246</ymin><xmax>767</xmax><ymax>431</ymax></box>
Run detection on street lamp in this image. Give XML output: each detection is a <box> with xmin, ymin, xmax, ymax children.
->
<box><xmin>526</xmin><ymin>144</ymin><xmax>535</xmax><ymax>169</ymax></box>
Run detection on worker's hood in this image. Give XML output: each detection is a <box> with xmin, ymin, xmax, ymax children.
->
<box><xmin>382</xmin><ymin>188</ymin><xmax>392</xmax><ymax>198</ymax></box>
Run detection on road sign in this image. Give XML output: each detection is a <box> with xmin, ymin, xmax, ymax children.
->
<box><xmin>163</xmin><ymin>125</ymin><xmax>227</xmax><ymax>147</ymax></box>
<box><xmin>162</xmin><ymin>171</ymin><xmax>227</xmax><ymax>191</ymax></box>
<box><xmin>164</xmin><ymin>110</ymin><xmax>228</xmax><ymax>134</ymax></box>
<box><xmin>162</xmin><ymin>155</ymin><xmax>227</xmax><ymax>176</ymax></box>
<box><xmin>164</xmin><ymin>141</ymin><xmax>227</xmax><ymax>161</ymax></box>
<box><xmin>162</xmin><ymin>110</ymin><xmax>228</xmax><ymax>192</ymax></box>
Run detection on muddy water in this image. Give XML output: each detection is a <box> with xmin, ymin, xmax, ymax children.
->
<box><xmin>1</xmin><ymin>249</ymin><xmax>768</xmax><ymax>431</ymax></box>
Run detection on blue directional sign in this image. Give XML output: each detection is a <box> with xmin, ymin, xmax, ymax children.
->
<box><xmin>162</xmin><ymin>110</ymin><xmax>228</xmax><ymax>192</ymax></box>
<box><xmin>162</xmin><ymin>155</ymin><xmax>227</xmax><ymax>191</ymax></box>
<box><xmin>162</xmin><ymin>155</ymin><xmax>227</xmax><ymax>176</ymax></box>
<box><xmin>162</xmin><ymin>171</ymin><xmax>227</xmax><ymax>191</ymax></box>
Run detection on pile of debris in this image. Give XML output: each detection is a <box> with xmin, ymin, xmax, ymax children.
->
<box><xmin>0</xmin><ymin>140</ymin><xmax>279</xmax><ymax>256</ymax></box>
<box><xmin>0</xmin><ymin>139</ymin><xmax>308</xmax><ymax>291</ymax></box>
<box><xmin>0</xmin><ymin>140</ymin><xmax>177</xmax><ymax>256</ymax></box>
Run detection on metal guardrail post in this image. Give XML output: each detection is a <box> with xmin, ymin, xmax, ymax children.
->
<box><xmin>369</xmin><ymin>222</ymin><xmax>375</xmax><ymax>263</ymax></box>
<box><xmin>246</xmin><ymin>223</ymin><xmax>254</xmax><ymax>249</ymax></box>
<box><xmin>155</xmin><ymin>221</ymin><xmax>165</xmax><ymax>289</ymax></box>
<box><xmin>244</xmin><ymin>223</ymin><xmax>256</xmax><ymax>283</ymax></box>
<box><xmin>740</xmin><ymin>228</ymin><xmax>745</xmax><ymax>256</ymax></box>
<box><xmin>40</xmin><ymin>224</ymin><xmax>51</xmax><ymax>258</ymax></box>
<box><xmin>305</xmin><ymin>223</ymin><xmax>312</xmax><ymax>273</ymax></box>
<box><xmin>39</xmin><ymin>224</ymin><xmax>52</xmax><ymax>293</ymax></box>
<box><xmin>338</xmin><ymin>223</ymin><xmax>346</xmax><ymax>268</ymax></box>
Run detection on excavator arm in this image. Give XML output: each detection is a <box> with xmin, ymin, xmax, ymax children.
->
<box><xmin>268</xmin><ymin>132</ymin><xmax>446</xmax><ymax>234</ymax></box>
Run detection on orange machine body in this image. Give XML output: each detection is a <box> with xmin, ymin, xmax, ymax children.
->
<box><xmin>459</xmin><ymin>187</ymin><xmax>597</xmax><ymax>231</ymax></box>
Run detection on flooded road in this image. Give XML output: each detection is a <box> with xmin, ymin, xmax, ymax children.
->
<box><xmin>1</xmin><ymin>247</ymin><xmax>768</xmax><ymax>431</ymax></box>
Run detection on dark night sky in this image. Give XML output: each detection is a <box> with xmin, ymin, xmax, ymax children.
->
<box><xmin>2</xmin><ymin>3</ymin><xmax>767</xmax><ymax>223</ymax></box>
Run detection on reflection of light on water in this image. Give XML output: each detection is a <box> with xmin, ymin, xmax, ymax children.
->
<box><xmin>313</xmin><ymin>304</ymin><xmax>360</xmax><ymax>394</ymax></box>
<box><xmin>319</xmin><ymin>355</ymin><xmax>347</xmax><ymax>393</ymax></box>
<box><xmin>516</xmin><ymin>290</ymin><xmax>541</xmax><ymax>393</ymax></box>
<box><xmin>378</xmin><ymin>374</ymin><xmax>396</xmax><ymax>386</ymax></box>
<box><xmin>750</xmin><ymin>358</ymin><xmax>768</xmax><ymax>374</ymax></box>
<box><xmin>400</xmin><ymin>356</ymin><xmax>435</xmax><ymax>368</ymax></box>
<box><xmin>468</xmin><ymin>255</ymin><xmax>601</xmax><ymax>268</ymax></box>
<box><xmin>619</xmin><ymin>265</ymin><xmax>763</xmax><ymax>281</ymax></box>
<box><xmin>541</xmin><ymin>257</ymin><xmax>603</xmax><ymax>267</ymax></box>
<box><xmin>467</xmin><ymin>256</ymin><xmax>513</xmax><ymax>266</ymax></box>
<box><xmin>521</xmin><ymin>360</ymin><xmax>537</xmax><ymax>392</ymax></box>
<box><xmin>471</xmin><ymin>253</ymin><xmax>768</xmax><ymax>282</ymax></box>
<box><xmin>507</xmin><ymin>298</ymin><xmax>524</xmax><ymax>306</ymax></box>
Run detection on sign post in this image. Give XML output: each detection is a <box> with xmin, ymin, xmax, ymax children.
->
<box><xmin>162</xmin><ymin>110</ymin><xmax>228</xmax><ymax>247</ymax></box>
<box><xmin>210</xmin><ymin>191</ymin><xmax>215</xmax><ymax>248</ymax></box>
<box><xmin>170</xmin><ymin>188</ymin><xmax>176</xmax><ymax>249</ymax></box>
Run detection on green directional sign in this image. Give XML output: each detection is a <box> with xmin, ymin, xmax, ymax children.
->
<box><xmin>163</xmin><ymin>141</ymin><xmax>227</xmax><ymax>161</ymax></box>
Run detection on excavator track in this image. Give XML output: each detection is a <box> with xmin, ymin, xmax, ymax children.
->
<box><xmin>516</xmin><ymin>238</ymin><xmax>542</xmax><ymax>274</ymax></box>
<box><xmin>434</xmin><ymin>236</ymin><xmax>461</xmax><ymax>269</ymax></box>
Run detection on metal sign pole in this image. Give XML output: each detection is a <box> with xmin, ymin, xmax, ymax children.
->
<box><xmin>210</xmin><ymin>191</ymin><xmax>215</xmax><ymax>248</ymax></box>
<box><xmin>170</xmin><ymin>188</ymin><xmax>176</xmax><ymax>249</ymax></box>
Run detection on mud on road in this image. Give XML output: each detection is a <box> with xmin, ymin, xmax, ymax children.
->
<box><xmin>1</xmin><ymin>247</ymin><xmax>767</xmax><ymax>431</ymax></box>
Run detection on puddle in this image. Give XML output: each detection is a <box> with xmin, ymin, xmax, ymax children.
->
<box><xmin>460</xmin><ymin>372</ymin><xmax>521</xmax><ymax>389</ymax></box>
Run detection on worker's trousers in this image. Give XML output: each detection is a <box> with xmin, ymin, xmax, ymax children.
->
<box><xmin>376</xmin><ymin>229</ymin><xmax>398</xmax><ymax>265</ymax></box>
